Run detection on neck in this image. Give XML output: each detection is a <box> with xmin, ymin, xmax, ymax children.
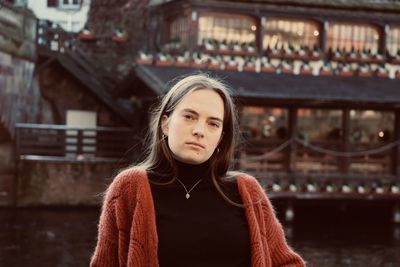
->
<box><xmin>175</xmin><ymin>159</ymin><xmax>211</xmax><ymax>183</ymax></box>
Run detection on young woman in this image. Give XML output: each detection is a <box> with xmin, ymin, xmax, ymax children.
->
<box><xmin>90</xmin><ymin>74</ymin><xmax>305</xmax><ymax>267</ymax></box>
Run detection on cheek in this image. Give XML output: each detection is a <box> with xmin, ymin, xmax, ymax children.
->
<box><xmin>168</xmin><ymin>121</ymin><xmax>187</xmax><ymax>143</ymax></box>
<box><xmin>210</xmin><ymin>131</ymin><xmax>223</xmax><ymax>146</ymax></box>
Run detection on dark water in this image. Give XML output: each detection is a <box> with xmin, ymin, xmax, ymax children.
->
<box><xmin>0</xmin><ymin>203</ymin><xmax>399</xmax><ymax>267</ymax></box>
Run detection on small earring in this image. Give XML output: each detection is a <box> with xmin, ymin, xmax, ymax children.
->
<box><xmin>216</xmin><ymin>147</ymin><xmax>220</xmax><ymax>153</ymax></box>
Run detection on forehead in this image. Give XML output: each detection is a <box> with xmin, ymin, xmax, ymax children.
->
<box><xmin>175</xmin><ymin>89</ymin><xmax>224</xmax><ymax>119</ymax></box>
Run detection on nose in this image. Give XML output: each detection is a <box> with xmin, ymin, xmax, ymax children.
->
<box><xmin>192</xmin><ymin>121</ymin><xmax>205</xmax><ymax>138</ymax></box>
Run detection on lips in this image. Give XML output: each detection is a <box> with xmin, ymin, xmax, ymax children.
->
<box><xmin>186</xmin><ymin>142</ymin><xmax>205</xmax><ymax>149</ymax></box>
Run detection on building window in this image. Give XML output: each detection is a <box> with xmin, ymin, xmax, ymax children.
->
<box><xmin>297</xmin><ymin>109</ymin><xmax>342</xmax><ymax>142</ymax></box>
<box><xmin>168</xmin><ymin>17</ymin><xmax>189</xmax><ymax>49</ymax></box>
<box><xmin>240</xmin><ymin>106</ymin><xmax>288</xmax><ymax>172</ymax></box>
<box><xmin>296</xmin><ymin>109</ymin><xmax>342</xmax><ymax>173</ymax></box>
<box><xmin>241</xmin><ymin>106</ymin><xmax>288</xmax><ymax>140</ymax></box>
<box><xmin>263</xmin><ymin>18</ymin><xmax>320</xmax><ymax>51</ymax></box>
<box><xmin>387</xmin><ymin>26</ymin><xmax>400</xmax><ymax>57</ymax></box>
<box><xmin>47</xmin><ymin>0</ymin><xmax>57</xmax><ymax>7</ymax></box>
<box><xmin>198</xmin><ymin>13</ymin><xmax>256</xmax><ymax>46</ymax></box>
<box><xmin>349</xmin><ymin>110</ymin><xmax>394</xmax><ymax>145</ymax></box>
<box><xmin>349</xmin><ymin>110</ymin><xmax>394</xmax><ymax>173</ymax></box>
<box><xmin>58</xmin><ymin>0</ymin><xmax>81</xmax><ymax>9</ymax></box>
<box><xmin>62</xmin><ymin>0</ymin><xmax>80</xmax><ymax>4</ymax></box>
<box><xmin>327</xmin><ymin>23</ymin><xmax>379</xmax><ymax>53</ymax></box>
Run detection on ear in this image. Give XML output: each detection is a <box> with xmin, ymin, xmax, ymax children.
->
<box><xmin>161</xmin><ymin>115</ymin><xmax>169</xmax><ymax>136</ymax></box>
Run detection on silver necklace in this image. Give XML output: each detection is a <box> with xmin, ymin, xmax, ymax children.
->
<box><xmin>176</xmin><ymin>178</ymin><xmax>203</xmax><ymax>199</ymax></box>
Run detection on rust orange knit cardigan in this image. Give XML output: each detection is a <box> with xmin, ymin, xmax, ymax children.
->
<box><xmin>90</xmin><ymin>167</ymin><xmax>306</xmax><ymax>267</ymax></box>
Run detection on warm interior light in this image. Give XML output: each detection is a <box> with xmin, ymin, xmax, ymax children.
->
<box><xmin>313</xmin><ymin>30</ymin><xmax>319</xmax><ymax>36</ymax></box>
<box><xmin>378</xmin><ymin>131</ymin><xmax>384</xmax><ymax>138</ymax></box>
<box><xmin>251</xmin><ymin>25</ymin><xmax>257</xmax><ymax>31</ymax></box>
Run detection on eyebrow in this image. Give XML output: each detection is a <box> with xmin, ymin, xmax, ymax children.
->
<box><xmin>181</xmin><ymin>108</ymin><xmax>223</xmax><ymax>122</ymax></box>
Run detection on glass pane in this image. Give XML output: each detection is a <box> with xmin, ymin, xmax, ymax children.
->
<box><xmin>387</xmin><ymin>26</ymin><xmax>400</xmax><ymax>56</ymax></box>
<box><xmin>241</xmin><ymin>106</ymin><xmax>288</xmax><ymax>140</ymax></box>
<box><xmin>263</xmin><ymin>18</ymin><xmax>319</xmax><ymax>50</ymax></box>
<box><xmin>296</xmin><ymin>109</ymin><xmax>342</xmax><ymax>173</ymax></box>
<box><xmin>198</xmin><ymin>13</ymin><xmax>256</xmax><ymax>45</ymax></box>
<box><xmin>239</xmin><ymin>106</ymin><xmax>288</xmax><ymax>172</ymax></box>
<box><xmin>327</xmin><ymin>23</ymin><xmax>379</xmax><ymax>53</ymax></box>
<box><xmin>349</xmin><ymin>110</ymin><xmax>394</xmax><ymax>174</ymax></box>
<box><xmin>169</xmin><ymin>17</ymin><xmax>189</xmax><ymax>48</ymax></box>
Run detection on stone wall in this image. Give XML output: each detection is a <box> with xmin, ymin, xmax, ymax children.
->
<box><xmin>0</xmin><ymin>4</ymin><xmax>51</xmax><ymax>197</ymax></box>
<box><xmin>16</xmin><ymin>159</ymin><xmax>130</xmax><ymax>206</ymax></box>
<box><xmin>0</xmin><ymin>142</ymin><xmax>15</xmax><ymax>206</ymax></box>
<box><xmin>0</xmin><ymin>1</ymin><xmax>36</xmax><ymax>60</ymax></box>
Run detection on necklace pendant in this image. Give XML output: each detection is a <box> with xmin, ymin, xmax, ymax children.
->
<box><xmin>185</xmin><ymin>193</ymin><xmax>190</xmax><ymax>199</ymax></box>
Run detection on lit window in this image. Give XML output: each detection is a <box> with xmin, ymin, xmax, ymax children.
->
<box><xmin>198</xmin><ymin>13</ymin><xmax>256</xmax><ymax>45</ymax></box>
<box><xmin>263</xmin><ymin>18</ymin><xmax>320</xmax><ymax>50</ymax></box>
<box><xmin>349</xmin><ymin>110</ymin><xmax>394</xmax><ymax>174</ymax></box>
<box><xmin>241</xmin><ymin>106</ymin><xmax>288</xmax><ymax>140</ymax></box>
<box><xmin>168</xmin><ymin>17</ymin><xmax>189</xmax><ymax>49</ymax></box>
<box><xmin>297</xmin><ymin>109</ymin><xmax>342</xmax><ymax>142</ymax></box>
<box><xmin>296</xmin><ymin>108</ymin><xmax>342</xmax><ymax>173</ymax></box>
<box><xmin>387</xmin><ymin>26</ymin><xmax>400</xmax><ymax>56</ymax></box>
<box><xmin>327</xmin><ymin>23</ymin><xmax>379</xmax><ymax>53</ymax></box>
<box><xmin>349</xmin><ymin>110</ymin><xmax>394</xmax><ymax>145</ymax></box>
<box><xmin>240</xmin><ymin>106</ymin><xmax>288</xmax><ymax>172</ymax></box>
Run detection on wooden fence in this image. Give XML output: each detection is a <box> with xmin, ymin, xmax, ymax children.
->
<box><xmin>15</xmin><ymin>123</ymin><xmax>137</xmax><ymax>161</ymax></box>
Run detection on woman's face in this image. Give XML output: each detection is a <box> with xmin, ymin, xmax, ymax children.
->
<box><xmin>162</xmin><ymin>89</ymin><xmax>224</xmax><ymax>164</ymax></box>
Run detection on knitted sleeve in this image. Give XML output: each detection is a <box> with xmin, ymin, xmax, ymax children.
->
<box><xmin>90</xmin><ymin>170</ymin><xmax>134</xmax><ymax>267</ymax></box>
<box><xmin>258</xmin><ymin>185</ymin><xmax>306</xmax><ymax>267</ymax></box>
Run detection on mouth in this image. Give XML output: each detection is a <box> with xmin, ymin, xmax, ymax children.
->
<box><xmin>186</xmin><ymin>142</ymin><xmax>205</xmax><ymax>149</ymax></box>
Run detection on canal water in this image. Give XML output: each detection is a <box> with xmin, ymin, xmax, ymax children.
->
<box><xmin>0</xmin><ymin>202</ymin><xmax>399</xmax><ymax>267</ymax></box>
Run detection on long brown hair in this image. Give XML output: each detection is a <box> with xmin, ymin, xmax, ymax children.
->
<box><xmin>139</xmin><ymin>73</ymin><xmax>244</xmax><ymax>206</ymax></box>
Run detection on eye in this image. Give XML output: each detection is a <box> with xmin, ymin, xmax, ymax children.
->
<box><xmin>183</xmin><ymin>114</ymin><xmax>195</xmax><ymax>120</ymax></box>
<box><xmin>209</xmin><ymin>121</ymin><xmax>221</xmax><ymax>128</ymax></box>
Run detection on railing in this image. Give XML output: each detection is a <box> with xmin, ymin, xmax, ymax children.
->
<box><xmin>238</xmin><ymin>137</ymin><xmax>400</xmax><ymax>198</ymax></box>
<box><xmin>239</xmin><ymin>138</ymin><xmax>398</xmax><ymax>173</ymax></box>
<box><xmin>15</xmin><ymin>123</ymin><xmax>138</xmax><ymax>162</ymax></box>
<box><xmin>36</xmin><ymin>19</ymin><xmax>75</xmax><ymax>53</ymax></box>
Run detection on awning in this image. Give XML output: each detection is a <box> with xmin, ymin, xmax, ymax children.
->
<box><xmin>134</xmin><ymin>64</ymin><xmax>400</xmax><ymax>108</ymax></box>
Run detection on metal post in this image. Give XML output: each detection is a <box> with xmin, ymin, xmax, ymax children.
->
<box><xmin>77</xmin><ymin>129</ymin><xmax>83</xmax><ymax>156</ymax></box>
<box><xmin>341</xmin><ymin>108</ymin><xmax>350</xmax><ymax>174</ymax></box>
<box><xmin>394</xmin><ymin>202</ymin><xmax>400</xmax><ymax>224</ymax></box>
<box><xmin>287</xmin><ymin>108</ymin><xmax>297</xmax><ymax>173</ymax></box>
<box><xmin>285</xmin><ymin>200</ymin><xmax>295</xmax><ymax>223</ymax></box>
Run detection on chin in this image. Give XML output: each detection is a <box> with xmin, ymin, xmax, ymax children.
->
<box><xmin>183</xmin><ymin>158</ymin><xmax>206</xmax><ymax>165</ymax></box>
<box><xmin>178</xmin><ymin>155</ymin><xmax>208</xmax><ymax>165</ymax></box>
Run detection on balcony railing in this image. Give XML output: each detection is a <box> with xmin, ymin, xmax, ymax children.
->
<box><xmin>15</xmin><ymin>123</ymin><xmax>138</xmax><ymax>162</ymax></box>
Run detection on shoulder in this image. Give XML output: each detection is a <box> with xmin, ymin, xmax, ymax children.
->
<box><xmin>105</xmin><ymin>166</ymin><xmax>148</xmax><ymax>199</ymax></box>
<box><xmin>234</xmin><ymin>171</ymin><xmax>262</xmax><ymax>189</ymax></box>
<box><xmin>234</xmin><ymin>172</ymin><xmax>276</xmax><ymax>213</ymax></box>
<box><xmin>231</xmin><ymin>171</ymin><xmax>265</xmax><ymax>199</ymax></box>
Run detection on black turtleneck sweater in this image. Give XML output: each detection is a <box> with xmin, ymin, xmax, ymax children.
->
<box><xmin>148</xmin><ymin>160</ymin><xmax>251</xmax><ymax>267</ymax></box>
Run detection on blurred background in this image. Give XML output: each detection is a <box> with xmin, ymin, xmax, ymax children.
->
<box><xmin>1</xmin><ymin>0</ymin><xmax>400</xmax><ymax>266</ymax></box>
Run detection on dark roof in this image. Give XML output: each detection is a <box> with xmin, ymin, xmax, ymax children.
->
<box><xmin>228</xmin><ymin>0</ymin><xmax>400</xmax><ymax>11</ymax></box>
<box><xmin>135</xmin><ymin>64</ymin><xmax>400</xmax><ymax>108</ymax></box>
<box><xmin>151</xmin><ymin>0</ymin><xmax>400</xmax><ymax>12</ymax></box>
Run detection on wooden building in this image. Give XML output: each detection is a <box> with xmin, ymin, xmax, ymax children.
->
<box><xmin>132</xmin><ymin>0</ymin><xmax>400</xmax><ymax>204</ymax></box>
